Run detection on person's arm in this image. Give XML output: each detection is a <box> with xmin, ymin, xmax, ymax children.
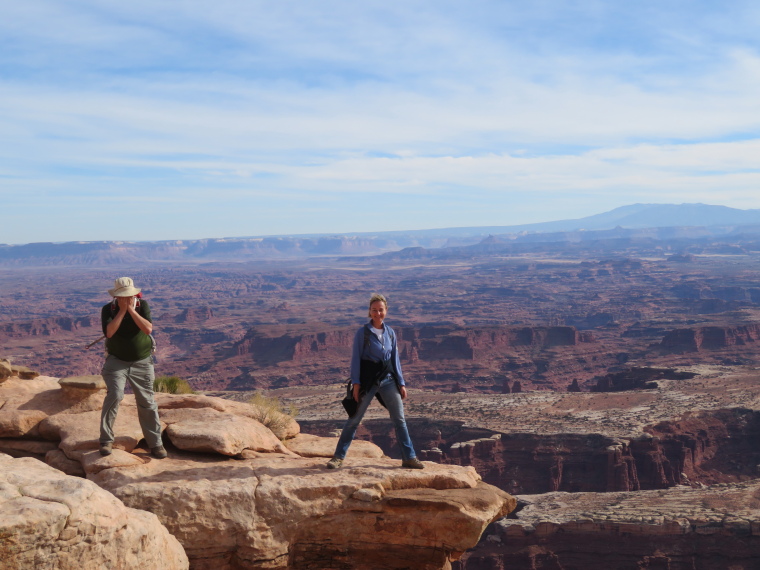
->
<box><xmin>105</xmin><ymin>301</ymin><xmax>128</xmax><ymax>338</ymax></box>
<box><xmin>349</xmin><ymin>326</ymin><xmax>364</xmax><ymax>401</ymax></box>
<box><xmin>390</xmin><ymin>328</ymin><xmax>408</xmax><ymax>399</ymax></box>
<box><xmin>349</xmin><ymin>327</ymin><xmax>364</xmax><ymax>385</ymax></box>
<box><xmin>390</xmin><ymin>328</ymin><xmax>405</xmax><ymax>386</ymax></box>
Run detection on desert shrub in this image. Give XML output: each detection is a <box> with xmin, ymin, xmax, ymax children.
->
<box><xmin>247</xmin><ymin>392</ymin><xmax>298</xmax><ymax>440</ymax></box>
<box><xmin>154</xmin><ymin>375</ymin><xmax>195</xmax><ymax>394</ymax></box>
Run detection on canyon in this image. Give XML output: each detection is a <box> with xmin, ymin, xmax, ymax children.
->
<box><xmin>3</xmin><ymin>213</ymin><xmax>760</xmax><ymax>568</ymax></box>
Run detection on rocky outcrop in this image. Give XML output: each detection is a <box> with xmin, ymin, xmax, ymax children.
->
<box><xmin>92</xmin><ymin>454</ymin><xmax>513</xmax><ymax>570</ymax></box>
<box><xmin>591</xmin><ymin>367</ymin><xmax>697</xmax><ymax>392</ymax></box>
<box><xmin>0</xmin><ymin>453</ymin><xmax>188</xmax><ymax>570</ymax></box>
<box><xmin>660</xmin><ymin>324</ymin><xmax>760</xmax><ymax>352</ymax></box>
<box><xmin>0</xmin><ymin>368</ymin><xmax>514</xmax><ymax>570</ymax></box>
<box><xmin>454</xmin><ymin>481</ymin><xmax>760</xmax><ymax>570</ymax></box>
<box><xmin>161</xmin><ymin>407</ymin><xmax>295</xmax><ymax>456</ymax></box>
<box><xmin>0</xmin><ymin>316</ymin><xmax>97</xmax><ymax>341</ymax></box>
<box><xmin>302</xmin><ymin>409</ymin><xmax>760</xmax><ymax>495</ymax></box>
<box><xmin>171</xmin><ymin>306</ymin><xmax>214</xmax><ymax>323</ymax></box>
<box><xmin>234</xmin><ymin>325</ymin><xmax>594</xmax><ymax>367</ymax></box>
<box><xmin>0</xmin><ymin>359</ymin><xmax>11</xmax><ymax>382</ymax></box>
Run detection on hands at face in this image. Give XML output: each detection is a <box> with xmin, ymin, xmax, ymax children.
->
<box><xmin>116</xmin><ymin>296</ymin><xmax>137</xmax><ymax>312</ymax></box>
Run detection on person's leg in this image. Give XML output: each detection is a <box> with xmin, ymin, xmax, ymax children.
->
<box><xmin>100</xmin><ymin>355</ymin><xmax>128</xmax><ymax>445</ymax></box>
<box><xmin>125</xmin><ymin>357</ymin><xmax>163</xmax><ymax>449</ymax></box>
<box><xmin>332</xmin><ymin>382</ymin><xmax>380</xmax><ymax>460</ymax></box>
<box><xmin>377</xmin><ymin>376</ymin><xmax>417</xmax><ymax>461</ymax></box>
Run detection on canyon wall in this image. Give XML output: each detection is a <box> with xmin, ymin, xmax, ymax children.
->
<box><xmin>301</xmin><ymin>409</ymin><xmax>760</xmax><ymax>495</ymax></box>
<box><xmin>660</xmin><ymin>324</ymin><xmax>760</xmax><ymax>353</ymax></box>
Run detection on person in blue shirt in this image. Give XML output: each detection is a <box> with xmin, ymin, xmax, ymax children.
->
<box><xmin>327</xmin><ymin>293</ymin><xmax>424</xmax><ymax>469</ymax></box>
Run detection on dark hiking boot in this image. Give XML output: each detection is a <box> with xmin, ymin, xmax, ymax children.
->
<box><xmin>99</xmin><ymin>442</ymin><xmax>113</xmax><ymax>456</ymax></box>
<box><xmin>151</xmin><ymin>445</ymin><xmax>168</xmax><ymax>459</ymax></box>
<box><xmin>326</xmin><ymin>457</ymin><xmax>344</xmax><ymax>469</ymax></box>
<box><xmin>401</xmin><ymin>458</ymin><xmax>424</xmax><ymax>469</ymax></box>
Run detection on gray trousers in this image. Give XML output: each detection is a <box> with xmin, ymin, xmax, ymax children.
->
<box><xmin>100</xmin><ymin>355</ymin><xmax>162</xmax><ymax>448</ymax></box>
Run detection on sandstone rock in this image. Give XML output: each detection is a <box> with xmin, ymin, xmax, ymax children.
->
<box><xmin>90</xmin><ymin>454</ymin><xmax>514</xmax><ymax>569</ymax></box>
<box><xmin>2</xmin><ymin>373</ymin><xmax>513</xmax><ymax>569</ymax></box>
<box><xmin>0</xmin><ymin>438</ymin><xmax>58</xmax><ymax>459</ymax></box>
<box><xmin>0</xmin><ymin>376</ymin><xmax>102</xmax><ymax>439</ymax></box>
<box><xmin>155</xmin><ymin>393</ymin><xmax>299</xmax><ymax>440</ymax></box>
<box><xmin>283</xmin><ymin>433</ymin><xmax>383</xmax><ymax>458</ymax></box>
<box><xmin>0</xmin><ymin>453</ymin><xmax>188</xmax><ymax>569</ymax></box>
<box><xmin>58</xmin><ymin>374</ymin><xmax>106</xmax><ymax>399</ymax></box>
<box><xmin>79</xmin><ymin>448</ymin><xmax>146</xmax><ymax>475</ymax></box>
<box><xmin>39</xmin><ymin>402</ymin><xmax>156</xmax><ymax>459</ymax></box>
<box><xmin>0</xmin><ymin>359</ymin><xmax>12</xmax><ymax>382</ymax></box>
<box><xmin>456</xmin><ymin>481</ymin><xmax>760</xmax><ymax>569</ymax></box>
<box><xmin>45</xmin><ymin>449</ymin><xmax>86</xmax><ymax>477</ymax></box>
<box><xmin>11</xmin><ymin>364</ymin><xmax>39</xmax><ymax>379</ymax></box>
<box><xmin>292</xmin><ymin>482</ymin><xmax>513</xmax><ymax>570</ymax></box>
<box><xmin>161</xmin><ymin>407</ymin><xmax>294</xmax><ymax>456</ymax></box>
<box><xmin>221</xmin><ymin>398</ymin><xmax>300</xmax><ymax>440</ymax></box>
<box><xmin>154</xmin><ymin>392</ymin><xmax>228</xmax><ymax>411</ymax></box>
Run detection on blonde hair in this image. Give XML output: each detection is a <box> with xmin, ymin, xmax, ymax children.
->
<box><xmin>367</xmin><ymin>293</ymin><xmax>388</xmax><ymax>317</ymax></box>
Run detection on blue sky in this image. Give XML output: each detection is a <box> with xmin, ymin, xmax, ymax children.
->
<box><xmin>2</xmin><ymin>1</ymin><xmax>760</xmax><ymax>244</ymax></box>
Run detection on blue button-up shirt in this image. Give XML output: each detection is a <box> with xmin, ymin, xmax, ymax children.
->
<box><xmin>349</xmin><ymin>322</ymin><xmax>405</xmax><ymax>386</ymax></box>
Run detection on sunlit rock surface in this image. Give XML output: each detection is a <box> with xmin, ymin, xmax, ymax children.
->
<box><xmin>0</xmin><ymin>453</ymin><xmax>188</xmax><ymax>570</ymax></box>
<box><xmin>0</xmin><ymin>368</ymin><xmax>514</xmax><ymax>569</ymax></box>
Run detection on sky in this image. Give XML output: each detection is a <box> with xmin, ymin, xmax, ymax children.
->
<box><xmin>2</xmin><ymin>1</ymin><xmax>760</xmax><ymax>244</ymax></box>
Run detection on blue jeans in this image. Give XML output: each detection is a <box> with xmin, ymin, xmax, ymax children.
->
<box><xmin>333</xmin><ymin>375</ymin><xmax>417</xmax><ymax>461</ymax></box>
<box><xmin>100</xmin><ymin>355</ymin><xmax>162</xmax><ymax>448</ymax></box>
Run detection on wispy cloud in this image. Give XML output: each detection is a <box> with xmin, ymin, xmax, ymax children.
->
<box><xmin>1</xmin><ymin>1</ymin><xmax>760</xmax><ymax>242</ymax></box>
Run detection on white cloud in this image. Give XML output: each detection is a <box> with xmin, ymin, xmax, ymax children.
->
<box><xmin>1</xmin><ymin>1</ymin><xmax>760</xmax><ymax>243</ymax></box>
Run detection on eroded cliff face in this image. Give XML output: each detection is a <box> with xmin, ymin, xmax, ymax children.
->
<box><xmin>660</xmin><ymin>324</ymin><xmax>760</xmax><ymax>352</ymax></box>
<box><xmin>453</xmin><ymin>482</ymin><xmax>760</xmax><ymax>570</ymax></box>
<box><xmin>0</xmin><ymin>316</ymin><xmax>97</xmax><ymax>341</ymax></box>
<box><xmin>301</xmin><ymin>409</ymin><xmax>760</xmax><ymax>495</ymax></box>
<box><xmin>233</xmin><ymin>325</ymin><xmax>593</xmax><ymax>365</ymax></box>
<box><xmin>0</xmin><ymin>371</ymin><xmax>514</xmax><ymax>570</ymax></box>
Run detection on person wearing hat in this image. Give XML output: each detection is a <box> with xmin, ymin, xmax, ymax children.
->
<box><xmin>99</xmin><ymin>277</ymin><xmax>166</xmax><ymax>459</ymax></box>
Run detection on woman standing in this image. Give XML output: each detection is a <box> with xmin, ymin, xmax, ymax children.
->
<box><xmin>327</xmin><ymin>294</ymin><xmax>423</xmax><ymax>469</ymax></box>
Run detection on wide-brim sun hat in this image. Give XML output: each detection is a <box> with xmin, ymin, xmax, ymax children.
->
<box><xmin>108</xmin><ymin>277</ymin><xmax>141</xmax><ymax>297</ymax></box>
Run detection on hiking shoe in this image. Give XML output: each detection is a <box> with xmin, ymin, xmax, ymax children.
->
<box><xmin>99</xmin><ymin>442</ymin><xmax>113</xmax><ymax>456</ymax></box>
<box><xmin>402</xmin><ymin>458</ymin><xmax>424</xmax><ymax>469</ymax></box>
<box><xmin>326</xmin><ymin>457</ymin><xmax>343</xmax><ymax>469</ymax></box>
<box><xmin>151</xmin><ymin>445</ymin><xmax>168</xmax><ymax>459</ymax></box>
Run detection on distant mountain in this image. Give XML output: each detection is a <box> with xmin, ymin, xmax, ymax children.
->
<box><xmin>417</xmin><ymin>203</ymin><xmax>760</xmax><ymax>236</ymax></box>
<box><xmin>542</xmin><ymin>203</ymin><xmax>760</xmax><ymax>232</ymax></box>
<box><xmin>2</xmin><ymin>203</ymin><xmax>760</xmax><ymax>266</ymax></box>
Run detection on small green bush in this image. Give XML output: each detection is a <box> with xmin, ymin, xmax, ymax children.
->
<box><xmin>154</xmin><ymin>375</ymin><xmax>195</xmax><ymax>394</ymax></box>
<box><xmin>247</xmin><ymin>392</ymin><xmax>298</xmax><ymax>440</ymax></box>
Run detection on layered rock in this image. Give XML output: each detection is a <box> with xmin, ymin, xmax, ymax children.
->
<box><xmin>591</xmin><ymin>367</ymin><xmax>697</xmax><ymax>392</ymax></box>
<box><xmin>455</xmin><ymin>481</ymin><xmax>760</xmax><ymax>570</ymax></box>
<box><xmin>660</xmin><ymin>324</ymin><xmax>760</xmax><ymax>352</ymax></box>
<box><xmin>92</xmin><ymin>454</ymin><xmax>513</xmax><ymax>570</ymax></box>
<box><xmin>0</xmin><ymin>316</ymin><xmax>97</xmax><ymax>341</ymax></box>
<box><xmin>234</xmin><ymin>325</ymin><xmax>594</xmax><ymax>366</ymax></box>
<box><xmin>0</xmin><ymin>453</ymin><xmax>188</xmax><ymax>570</ymax></box>
<box><xmin>302</xmin><ymin>409</ymin><xmax>760</xmax><ymax>495</ymax></box>
<box><xmin>0</xmin><ymin>367</ymin><xmax>514</xmax><ymax>570</ymax></box>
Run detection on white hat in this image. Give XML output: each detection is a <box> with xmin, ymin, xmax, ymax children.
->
<box><xmin>108</xmin><ymin>277</ymin><xmax>141</xmax><ymax>297</ymax></box>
